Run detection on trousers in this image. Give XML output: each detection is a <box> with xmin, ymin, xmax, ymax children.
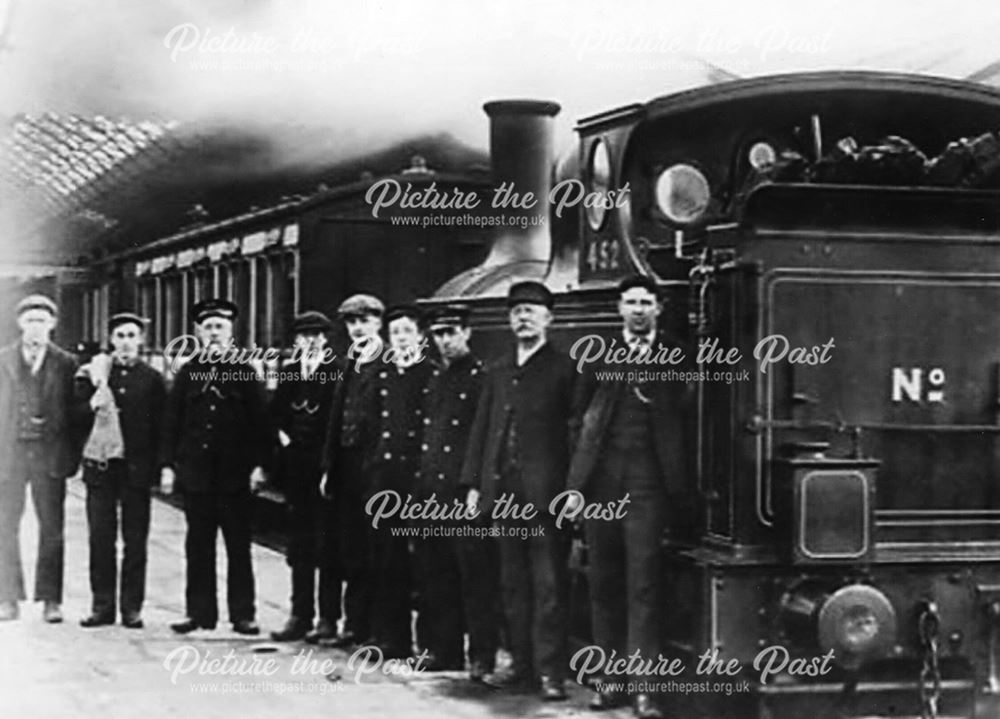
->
<box><xmin>414</xmin><ymin>532</ymin><xmax>501</xmax><ymax>668</ymax></box>
<box><xmin>586</xmin><ymin>447</ymin><xmax>666</xmax><ymax>682</ymax></box>
<box><xmin>83</xmin><ymin>460</ymin><xmax>151</xmax><ymax>618</ymax></box>
<box><xmin>182</xmin><ymin>489</ymin><xmax>255</xmax><ymax>626</ymax></box>
<box><xmin>0</xmin><ymin>441</ymin><xmax>65</xmax><ymax>602</ymax></box>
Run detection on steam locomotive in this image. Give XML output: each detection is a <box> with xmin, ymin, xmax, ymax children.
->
<box><xmin>75</xmin><ymin>71</ymin><xmax>1000</xmax><ymax>717</ymax></box>
<box><xmin>426</xmin><ymin>73</ymin><xmax>1000</xmax><ymax>718</ymax></box>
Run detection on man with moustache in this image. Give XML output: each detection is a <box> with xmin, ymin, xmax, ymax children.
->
<box><xmin>270</xmin><ymin>311</ymin><xmax>340</xmax><ymax>643</ymax></box>
<box><xmin>318</xmin><ymin>293</ymin><xmax>384</xmax><ymax>648</ymax></box>
<box><xmin>461</xmin><ymin>281</ymin><xmax>575</xmax><ymax>701</ymax></box>
<box><xmin>363</xmin><ymin>304</ymin><xmax>433</xmax><ymax>659</ymax></box>
<box><xmin>567</xmin><ymin>275</ymin><xmax>693</xmax><ymax>719</ymax></box>
<box><xmin>415</xmin><ymin>304</ymin><xmax>500</xmax><ymax>680</ymax></box>
<box><xmin>160</xmin><ymin>299</ymin><xmax>269</xmax><ymax>635</ymax></box>
<box><xmin>76</xmin><ymin>312</ymin><xmax>166</xmax><ymax>629</ymax></box>
<box><xmin>0</xmin><ymin>295</ymin><xmax>79</xmax><ymax>623</ymax></box>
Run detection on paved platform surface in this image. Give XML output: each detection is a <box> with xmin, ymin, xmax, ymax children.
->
<box><xmin>0</xmin><ymin>479</ymin><xmax>607</xmax><ymax>719</ymax></box>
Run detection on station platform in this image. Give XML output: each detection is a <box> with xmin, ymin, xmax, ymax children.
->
<box><xmin>0</xmin><ymin>479</ymin><xmax>603</xmax><ymax>719</ymax></box>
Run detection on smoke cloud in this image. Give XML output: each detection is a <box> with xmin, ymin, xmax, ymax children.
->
<box><xmin>1</xmin><ymin>0</ymin><xmax>999</xmax><ymax>262</ymax></box>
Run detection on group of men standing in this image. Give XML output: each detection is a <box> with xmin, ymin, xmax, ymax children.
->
<box><xmin>0</xmin><ymin>273</ymin><xmax>691</xmax><ymax>719</ymax></box>
<box><xmin>269</xmin><ymin>295</ymin><xmax>503</xmax><ymax>683</ymax></box>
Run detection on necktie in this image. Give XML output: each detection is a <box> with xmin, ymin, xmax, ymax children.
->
<box><xmin>630</xmin><ymin>336</ymin><xmax>651</xmax><ymax>360</ymax></box>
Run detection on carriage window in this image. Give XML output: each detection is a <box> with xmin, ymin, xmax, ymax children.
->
<box><xmin>163</xmin><ymin>274</ymin><xmax>183</xmax><ymax>343</ymax></box>
<box><xmin>254</xmin><ymin>255</ymin><xmax>270</xmax><ymax>347</ymax></box>
<box><xmin>82</xmin><ymin>290</ymin><xmax>93</xmax><ymax>342</ymax></box>
<box><xmin>269</xmin><ymin>250</ymin><xmax>297</xmax><ymax>348</ymax></box>
<box><xmin>138</xmin><ymin>279</ymin><xmax>154</xmax><ymax>323</ymax></box>
<box><xmin>98</xmin><ymin>285</ymin><xmax>109</xmax><ymax>345</ymax></box>
<box><xmin>183</xmin><ymin>271</ymin><xmax>196</xmax><ymax>329</ymax></box>
<box><xmin>153</xmin><ymin>277</ymin><xmax>163</xmax><ymax>349</ymax></box>
<box><xmin>217</xmin><ymin>264</ymin><xmax>231</xmax><ymax>300</ymax></box>
<box><xmin>231</xmin><ymin>260</ymin><xmax>250</xmax><ymax>346</ymax></box>
<box><xmin>82</xmin><ymin>286</ymin><xmax>107</xmax><ymax>344</ymax></box>
<box><xmin>194</xmin><ymin>267</ymin><xmax>212</xmax><ymax>303</ymax></box>
<box><xmin>138</xmin><ymin>279</ymin><xmax>155</xmax><ymax>348</ymax></box>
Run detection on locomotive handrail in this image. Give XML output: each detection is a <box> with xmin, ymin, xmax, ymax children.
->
<box><xmin>748</xmin><ymin>416</ymin><xmax>1000</xmax><ymax>434</ymax></box>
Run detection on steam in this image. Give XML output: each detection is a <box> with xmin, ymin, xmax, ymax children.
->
<box><xmin>7</xmin><ymin>0</ymin><xmax>995</xmax><ymax>149</ymax></box>
<box><xmin>1</xmin><ymin>0</ymin><xmax>999</xmax><ymax>263</ymax></box>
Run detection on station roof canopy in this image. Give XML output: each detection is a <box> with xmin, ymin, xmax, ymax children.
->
<box><xmin>0</xmin><ymin>114</ymin><xmax>489</xmax><ymax>266</ymax></box>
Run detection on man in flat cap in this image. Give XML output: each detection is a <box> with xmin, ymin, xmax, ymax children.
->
<box><xmin>363</xmin><ymin>304</ymin><xmax>432</xmax><ymax>658</ymax></box>
<box><xmin>414</xmin><ymin>303</ymin><xmax>501</xmax><ymax>679</ymax></box>
<box><xmin>461</xmin><ymin>280</ymin><xmax>575</xmax><ymax>700</ymax></box>
<box><xmin>567</xmin><ymin>275</ymin><xmax>693</xmax><ymax>719</ymax></box>
<box><xmin>0</xmin><ymin>295</ymin><xmax>79</xmax><ymax>623</ymax></box>
<box><xmin>318</xmin><ymin>293</ymin><xmax>384</xmax><ymax>647</ymax></box>
<box><xmin>270</xmin><ymin>311</ymin><xmax>341</xmax><ymax>643</ymax></box>
<box><xmin>75</xmin><ymin>312</ymin><xmax>165</xmax><ymax>628</ymax></box>
<box><xmin>160</xmin><ymin>299</ymin><xmax>269</xmax><ymax>635</ymax></box>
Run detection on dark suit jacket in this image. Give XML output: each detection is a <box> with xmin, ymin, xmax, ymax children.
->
<box><xmin>160</xmin><ymin>357</ymin><xmax>270</xmax><ymax>493</ymax></box>
<box><xmin>272</xmin><ymin>361</ymin><xmax>337</xmax><ymax>451</ymax></box>
<box><xmin>0</xmin><ymin>342</ymin><xmax>80</xmax><ymax>480</ymax></box>
<box><xmin>76</xmin><ymin>360</ymin><xmax>167</xmax><ymax>487</ymax></box>
<box><xmin>271</xmin><ymin>359</ymin><xmax>338</xmax><ymax>503</ymax></box>
<box><xmin>320</xmin><ymin>356</ymin><xmax>378</xmax><ymax>495</ymax></box>
<box><xmin>566</xmin><ymin>332</ymin><xmax>695</xmax><ymax>496</ymax></box>
<box><xmin>460</xmin><ymin>342</ymin><xmax>575</xmax><ymax>510</ymax></box>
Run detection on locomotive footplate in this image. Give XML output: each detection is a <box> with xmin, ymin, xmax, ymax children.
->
<box><xmin>663</xmin><ymin>657</ymin><xmax>979</xmax><ymax>718</ymax></box>
<box><xmin>751</xmin><ymin>674</ymin><xmax>976</xmax><ymax>719</ymax></box>
<box><xmin>663</xmin><ymin>547</ymin><xmax>1000</xmax><ymax>718</ymax></box>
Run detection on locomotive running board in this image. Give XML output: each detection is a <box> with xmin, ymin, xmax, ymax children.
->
<box><xmin>754</xmin><ymin>679</ymin><xmax>974</xmax><ymax>695</ymax></box>
<box><xmin>750</xmin><ymin>678</ymin><xmax>976</xmax><ymax>719</ymax></box>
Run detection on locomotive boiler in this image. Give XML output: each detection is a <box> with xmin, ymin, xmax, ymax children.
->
<box><xmin>430</xmin><ymin>73</ymin><xmax>1000</xmax><ymax>718</ymax></box>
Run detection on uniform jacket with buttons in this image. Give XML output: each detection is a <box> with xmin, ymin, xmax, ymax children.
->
<box><xmin>160</xmin><ymin>357</ymin><xmax>270</xmax><ymax>493</ymax></box>
<box><xmin>76</xmin><ymin>359</ymin><xmax>167</xmax><ymax>487</ymax></box>
<box><xmin>459</xmin><ymin>342</ymin><xmax>576</xmax><ymax>510</ymax></box>
<box><xmin>0</xmin><ymin>342</ymin><xmax>81</xmax><ymax>480</ymax></box>
<box><xmin>418</xmin><ymin>353</ymin><xmax>484</xmax><ymax>501</ymax></box>
<box><xmin>364</xmin><ymin>359</ymin><xmax>433</xmax><ymax>493</ymax></box>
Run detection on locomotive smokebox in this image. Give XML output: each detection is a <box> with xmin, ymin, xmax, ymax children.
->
<box><xmin>482</xmin><ymin>100</ymin><xmax>561</xmax><ymax>267</ymax></box>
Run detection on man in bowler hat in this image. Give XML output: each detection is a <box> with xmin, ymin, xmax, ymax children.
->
<box><xmin>461</xmin><ymin>281</ymin><xmax>575</xmax><ymax>700</ymax></box>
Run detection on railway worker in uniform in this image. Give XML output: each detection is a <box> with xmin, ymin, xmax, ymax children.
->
<box><xmin>160</xmin><ymin>299</ymin><xmax>269</xmax><ymax>636</ymax></box>
<box><xmin>414</xmin><ymin>303</ymin><xmax>501</xmax><ymax>679</ymax></box>
<box><xmin>363</xmin><ymin>304</ymin><xmax>433</xmax><ymax>659</ymax></box>
<box><xmin>0</xmin><ymin>295</ymin><xmax>80</xmax><ymax>623</ymax></box>
<box><xmin>76</xmin><ymin>312</ymin><xmax>166</xmax><ymax>629</ymax></box>
<box><xmin>270</xmin><ymin>311</ymin><xmax>340</xmax><ymax>643</ymax></box>
<box><xmin>318</xmin><ymin>293</ymin><xmax>384</xmax><ymax>648</ymax></box>
<box><xmin>461</xmin><ymin>280</ymin><xmax>575</xmax><ymax>701</ymax></box>
<box><xmin>567</xmin><ymin>275</ymin><xmax>693</xmax><ymax>719</ymax></box>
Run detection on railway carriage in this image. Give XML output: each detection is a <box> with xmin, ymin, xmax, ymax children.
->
<box><xmin>74</xmin><ymin>150</ymin><xmax>497</xmax><ymax>374</ymax></box>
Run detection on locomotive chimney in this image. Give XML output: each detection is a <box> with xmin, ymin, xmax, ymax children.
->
<box><xmin>482</xmin><ymin>100</ymin><xmax>561</xmax><ymax>267</ymax></box>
